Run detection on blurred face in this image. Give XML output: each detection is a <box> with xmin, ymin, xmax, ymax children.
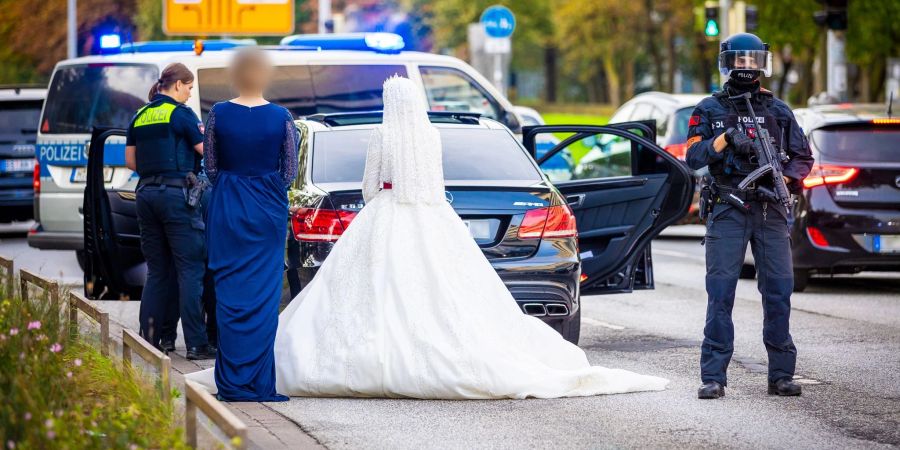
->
<box><xmin>735</xmin><ymin>56</ymin><xmax>759</xmax><ymax>70</ymax></box>
<box><xmin>232</xmin><ymin>53</ymin><xmax>273</xmax><ymax>96</ymax></box>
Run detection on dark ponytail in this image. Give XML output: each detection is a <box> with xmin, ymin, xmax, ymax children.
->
<box><xmin>149</xmin><ymin>62</ymin><xmax>195</xmax><ymax>101</ymax></box>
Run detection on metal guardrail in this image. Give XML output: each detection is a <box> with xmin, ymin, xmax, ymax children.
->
<box><xmin>67</xmin><ymin>292</ymin><xmax>110</xmax><ymax>356</ymax></box>
<box><xmin>0</xmin><ymin>255</ymin><xmax>12</xmax><ymax>289</ymax></box>
<box><xmin>122</xmin><ymin>328</ymin><xmax>172</xmax><ymax>403</ymax></box>
<box><xmin>185</xmin><ymin>380</ymin><xmax>248</xmax><ymax>450</ymax></box>
<box><xmin>19</xmin><ymin>268</ymin><xmax>59</xmax><ymax>307</ymax></box>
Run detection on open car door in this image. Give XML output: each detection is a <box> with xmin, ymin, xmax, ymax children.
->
<box><xmin>83</xmin><ymin>127</ymin><xmax>144</xmax><ymax>300</ymax></box>
<box><xmin>523</xmin><ymin>121</ymin><xmax>693</xmax><ymax>295</ymax></box>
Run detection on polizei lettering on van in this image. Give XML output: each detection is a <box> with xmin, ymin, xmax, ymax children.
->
<box><xmin>38</xmin><ymin>143</ymin><xmax>87</xmax><ymax>165</ymax></box>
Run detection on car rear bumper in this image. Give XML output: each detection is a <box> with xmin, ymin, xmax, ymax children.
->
<box><xmin>27</xmin><ymin>227</ymin><xmax>83</xmax><ymax>250</ymax></box>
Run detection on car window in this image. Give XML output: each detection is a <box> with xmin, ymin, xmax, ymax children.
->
<box><xmin>41</xmin><ymin>64</ymin><xmax>158</xmax><ymax>134</ymax></box>
<box><xmin>649</xmin><ymin>106</ymin><xmax>668</xmax><ymax>137</ymax></box>
<box><xmin>811</xmin><ymin>126</ymin><xmax>900</xmax><ymax>163</ymax></box>
<box><xmin>667</xmin><ymin>107</ymin><xmax>694</xmax><ymax>145</ymax></box>
<box><xmin>198</xmin><ymin>65</ymin><xmax>407</xmax><ymax>120</ymax></box>
<box><xmin>0</xmin><ymin>100</ymin><xmax>42</xmax><ymax>143</ymax></box>
<box><xmin>312</xmin><ymin>128</ymin><xmax>541</xmax><ymax>183</ymax></box>
<box><xmin>534</xmin><ymin>129</ymin><xmax>669</xmax><ymax>180</ymax></box>
<box><xmin>420</xmin><ymin>66</ymin><xmax>500</xmax><ymax>120</ymax></box>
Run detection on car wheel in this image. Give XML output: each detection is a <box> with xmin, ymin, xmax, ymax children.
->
<box><xmin>793</xmin><ymin>269</ymin><xmax>810</xmax><ymax>292</ymax></box>
<box><xmin>75</xmin><ymin>249</ymin><xmax>87</xmax><ymax>272</ymax></box>
<box><xmin>560</xmin><ymin>307</ymin><xmax>581</xmax><ymax>345</ymax></box>
<box><xmin>739</xmin><ymin>263</ymin><xmax>757</xmax><ymax>279</ymax></box>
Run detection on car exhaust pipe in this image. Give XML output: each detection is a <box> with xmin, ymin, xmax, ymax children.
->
<box><xmin>545</xmin><ymin>303</ymin><xmax>569</xmax><ymax>316</ymax></box>
<box><xmin>522</xmin><ymin>303</ymin><xmax>547</xmax><ymax>316</ymax></box>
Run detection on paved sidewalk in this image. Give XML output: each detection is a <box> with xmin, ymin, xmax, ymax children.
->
<box><xmin>92</xmin><ymin>299</ymin><xmax>324</xmax><ymax>450</ymax></box>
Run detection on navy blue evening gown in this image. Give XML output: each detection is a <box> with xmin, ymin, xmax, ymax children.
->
<box><xmin>203</xmin><ymin>101</ymin><xmax>297</xmax><ymax>401</ymax></box>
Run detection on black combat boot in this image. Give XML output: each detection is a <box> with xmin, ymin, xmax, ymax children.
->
<box><xmin>698</xmin><ymin>381</ymin><xmax>725</xmax><ymax>399</ymax></box>
<box><xmin>186</xmin><ymin>344</ymin><xmax>217</xmax><ymax>360</ymax></box>
<box><xmin>160</xmin><ymin>339</ymin><xmax>176</xmax><ymax>353</ymax></box>
<box><xmin>768</xmin><ymin>378</ymin><xmax>802</xmax><ymax>396</ymax></box>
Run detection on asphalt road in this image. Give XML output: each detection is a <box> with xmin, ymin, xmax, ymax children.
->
<box><xmin>2</xmin><ymin>223</ymin><xmax>898</xmax><ymax>449</ymax></box>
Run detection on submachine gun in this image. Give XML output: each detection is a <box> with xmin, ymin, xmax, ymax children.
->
<box><xmin>729</xmin><ymin>92</ymin><xmax>793</xmax><ymax>217</ymax></box>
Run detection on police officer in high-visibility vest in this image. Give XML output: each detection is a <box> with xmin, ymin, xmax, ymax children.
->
<box><xmin>125</xmin><ymin>63</ymin><xmax>215</xmax><ymax>359</ymax></box>
<box><xmin>686</xmin><ymin>34</ymin><xmax>814</xmax><ymax>399</ymax></box>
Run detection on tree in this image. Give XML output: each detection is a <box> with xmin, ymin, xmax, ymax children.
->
<box><xmin>0</xmin><ymin>0</ymin><xmax>136</xmax><ymax>83</ymax></box>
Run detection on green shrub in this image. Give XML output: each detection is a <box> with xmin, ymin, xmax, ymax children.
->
<box><xmin>0</xmin><ymin>285</ymin><xmax>187</xmax><ymax>449</ymax></box>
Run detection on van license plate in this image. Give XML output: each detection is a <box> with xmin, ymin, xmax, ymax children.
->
<box><xmin>71</xmin><ymin>167</ymin><xmax>113</xmax><ymax>183</ymax></box>
<box><xmin>2</xmin><ymin>158</ymin><xmax>35</xmax><ymax>173</ymax></box>
<box><xmin>463</xmin><ymin>220</ymin><xmax>492</xmax><ymax>240</ymax></box>
<box><xmin>875</xmin><ymin>235</ymin><xmax>900</xmax><ymax>254</ymax></box>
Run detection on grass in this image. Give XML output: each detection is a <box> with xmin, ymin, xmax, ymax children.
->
<box><xmin>0</xmin><ymin>282</ymin><xmax>188</xmax><ymax>449</ymax></box>
<box><xmin>542</xmin><ymin>112</ymin><xmax>610</xmax><ymax>127</ymax></box>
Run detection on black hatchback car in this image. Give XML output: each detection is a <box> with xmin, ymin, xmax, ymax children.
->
<box><xmin>784</xmin><ymin>104</ymin><xmax>900</xmax><ymax>290</ymax></box>
<box><xmin>83</xmin><ymin>112</ymin><xmax>693</xmax><ymax>344</ymax></box>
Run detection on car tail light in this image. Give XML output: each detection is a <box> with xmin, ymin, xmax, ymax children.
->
<box><xmin>33</xmin><ymin>162</ymin><xmax>40</xmax><ymax>194</ymax></box>
<box><xmin>664</xmin><ymin>143</ymin><xmax>689</xmax><ymax>160</ymax></box>
<box><xmin>518</xmin><ymin>205</ymin><xmax>577</xmax><ymax>239</ymax></box>
<box><xmin>291</xmin><ymin>208</ymin><xmax>357</xmax><ymax>242</ymax></box>
<box><xmin>806</xmin><ymin>226</ymin><xmax>830</xmax><ymax>247</ymax></box>
<box><xmin>802</xmin><ymin>164</ymin><xmax>859</xmax><ymax>189</ymax></box>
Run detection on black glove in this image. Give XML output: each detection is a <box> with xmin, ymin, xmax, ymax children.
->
<box><xmin>724</xmin><ymin>127</ymin><xmax>754</xmax><ymax>155</ymax></box>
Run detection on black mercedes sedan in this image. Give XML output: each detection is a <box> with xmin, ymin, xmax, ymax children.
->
<box><xmin>786</xmin><ymin>104</ymin><xmax>900</xmax><ymax>291</ymax></box>
<box><xmin>83</xmin><ymin>111</ymin><xmax>693</xmax><ymax>344</ymax></box>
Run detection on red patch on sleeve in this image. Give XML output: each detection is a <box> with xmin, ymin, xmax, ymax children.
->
<box><xmin>688</xmin><ymin>115</ymin><xmax>701</xmax><ymax>127</ymax></box>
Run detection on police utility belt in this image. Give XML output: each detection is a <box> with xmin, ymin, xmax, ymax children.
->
<box><xmin>699</xmin><ymin>181</ymin><xmax>782</xmax><ymax>221</ymax></box>
<box><xmin>138</xmin><ymin>174</ymin><xmax>209</xmax><ymax>209</ymax></box>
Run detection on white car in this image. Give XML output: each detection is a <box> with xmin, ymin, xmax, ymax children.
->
<box><xmin>29</xmin><ymin>34</ymin><xmax>524</xmax><ymax>261</ymax></box>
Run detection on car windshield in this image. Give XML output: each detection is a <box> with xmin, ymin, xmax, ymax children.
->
<box><xmin>811</xmin><ymin>126</ymin><xmax>900</xmax><ymax>163</ymax></box>
<box><xmin>0</xmin><ymin>100</ymin><xmax>42</xmax><ymax>143</ymax></box>
<box><xmin>667</xmin><ymin>107</ymin><xmax>694</xmax><ymax>144</ymax></box>
<box><xmin>312</xmin><ymin>127</ymin><xmax>542</xmax><ymax>183</ymax></box>
<box><xmin>41</xmin><ymin>64</ymin><xmax>158</xmax><ymax>134</ymax></box>
<box><xmin>198</xmin><ymin>65</ymin><xmax>408</xmax><ymax>120</ymax></box>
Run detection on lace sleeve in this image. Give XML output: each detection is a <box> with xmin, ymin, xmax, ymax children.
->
<box><xmin>281</xmin><ymin>109</ymin><xmax>299</xmax><ymax>189</ymax></box>
<box><xmin>202</xmin><ymin>106</ymin><xmax>218</xmax><ymax>185</ymax></box>
<box><xmin>362</xmin><ymin>127</ymin><xmax>383</xmax><ymax>203</ymax></box>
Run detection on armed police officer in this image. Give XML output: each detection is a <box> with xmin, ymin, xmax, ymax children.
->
<box><xmin>124</xmin><ymin>63</ymin><xmax>215</xmax><ymax>360</ymax></box>
<box><xmin>686</xmin><ymin>33</ymin><xmax>814</xmax><ymax>399</ymax></box>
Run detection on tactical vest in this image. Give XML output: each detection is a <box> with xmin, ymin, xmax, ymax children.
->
<box><xmin>708</xmin><ymin>90</ymin><xmax>785</xmax><ymax>187</ymax></box>
<box><xmin>132</xmin><ymin>98</ymin><xmax>198</xmax><ymax>178</ymax></box>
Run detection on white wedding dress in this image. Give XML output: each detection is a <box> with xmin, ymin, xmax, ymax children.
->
<box><xmin>188</xmin><ymin>76</ymin><xmax>669</xmax><ymax>399</ymax></box>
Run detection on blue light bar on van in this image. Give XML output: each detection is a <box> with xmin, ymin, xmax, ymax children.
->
<box><xmin>119</xmin><ymin>39</ymin><xmax>256</xmax><ymax>54</ymax></box>
<box><xmin>279</xmin><ymin>33</ymin><xmax>406</xmax><ymax>54</ymax></box>
<box><xmin>99</xmin><ymin>34</ymin><xmax>122</xmax><ymax>49</ymax></box>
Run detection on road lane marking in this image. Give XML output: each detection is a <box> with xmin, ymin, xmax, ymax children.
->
<box><xmin>582</xmin><ymin>317</ymin><xmax>626</xmax><ymax>330</ymax></box>
<box><xmin>653</xmin><ymin>248</ymin><xmax>706</xmax><ymax>263</ymax></box>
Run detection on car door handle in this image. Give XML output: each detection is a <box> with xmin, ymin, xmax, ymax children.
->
<box><xmin>566</xmin><ymin>194</ymin><xmax>585</xmax><ymax>207</ymax></box>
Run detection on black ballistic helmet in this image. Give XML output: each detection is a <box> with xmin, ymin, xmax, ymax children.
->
<box><xmin>719</xmin><ymin>33</ymin><xmax>772</xmax><ymax>81</ymax></box>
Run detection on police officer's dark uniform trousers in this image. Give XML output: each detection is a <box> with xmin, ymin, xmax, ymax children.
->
<box><xmin>686</xmin><ymin>62</ymin><xmax>814</xmax><ymax>397</ymax></box>
<box><xmin>127</xmin><ymin>93</ymin><xmax>210</xmax><ymax>353</ymax></box>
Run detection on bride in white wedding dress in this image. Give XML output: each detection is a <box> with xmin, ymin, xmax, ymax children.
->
<box><xmin>188</xmin><ymin>76</ymin><xmax>668</xmax><ymax>399</ymax></box>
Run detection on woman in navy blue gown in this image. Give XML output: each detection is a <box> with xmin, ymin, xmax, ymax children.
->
<box><xmin>202</xmin><ymin>48</ymin><xmax>296</xmax><ymax>401</ymax></box>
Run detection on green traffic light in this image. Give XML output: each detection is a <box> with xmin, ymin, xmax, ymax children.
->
<box><xmin>705</xmin><ymin>19</ymin><xmax>720</xmax><ymax>36</ymax></box>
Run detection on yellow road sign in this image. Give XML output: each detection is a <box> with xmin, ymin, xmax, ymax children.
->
<box><xmin>164</xmin><ymin>0</ymin><xmax>294</xmax><ymax>36</ymax></box>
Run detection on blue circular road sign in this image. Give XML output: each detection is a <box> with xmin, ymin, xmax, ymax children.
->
<box><xmin>480</xmin><ymin>5</ymin><xmax>516</xmax><ymax>38</ymax></box>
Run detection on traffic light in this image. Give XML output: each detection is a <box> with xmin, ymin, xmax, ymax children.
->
<box><xmin>745</xmin><ymin>5</ymin><xmax>758</xmax><ymax>33</ymax></box>
<box><xmin>814</xmin><ymin>0</ymin><xmax>848</xmax><ymax>30</ymax></box>
<box><xmin>704</xmin><ymin>5</ymin><xmax>720</xmax><ymax>37</ymax></box>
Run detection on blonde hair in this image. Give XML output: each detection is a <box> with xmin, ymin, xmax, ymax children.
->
<box><xmin>229</xmin><ymin>47</ymin><xmax>273</xmax><ymax>94</ymax></box>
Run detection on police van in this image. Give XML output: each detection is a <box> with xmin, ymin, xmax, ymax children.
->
<box><xmin>29</xmin><ymin>33</ymin><xmax>523</xmax><ymax>259</ymax></box>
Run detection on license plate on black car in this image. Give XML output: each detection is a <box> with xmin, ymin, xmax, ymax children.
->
<box><xmin>875</xmin><ymin>235</ymin><xmax>900</xmax><ymax>253</ymax></box>
<box><xmin>463</xmin><ymin>220</ymin><xmax>492</xmax><ymax>240</ymax></box>
<box><xmin>1</xmin><ymin>159</ymin><xmax>35</xmax><ymax>173</ymax></box>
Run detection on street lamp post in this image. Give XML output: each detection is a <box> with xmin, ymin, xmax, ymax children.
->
<box><xmin>67</xmin><ymin>0</ymin><xmax>77</xmax><ymax>59</ymax></box>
